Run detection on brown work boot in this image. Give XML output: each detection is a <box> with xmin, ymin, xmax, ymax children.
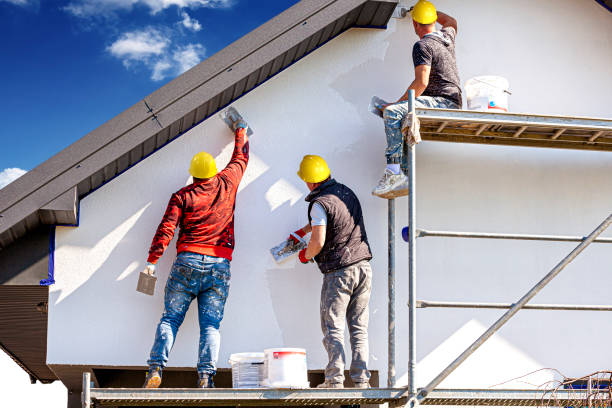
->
<box><xmin>316</xmin><ymin>381</ymin><xmax>344</xmax><ymax>389</ymax></box>
<box><xmin>198</xmin><ymin>373</ymin><xmax>215</xmax><ymax>388</ymax></box>
<box><xmin>143</xmin><ymin>366</ymin><xmax>162</xmax><ymax>388</ymax></box>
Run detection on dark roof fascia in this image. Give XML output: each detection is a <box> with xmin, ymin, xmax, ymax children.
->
<box><xmin>0</xmin><ymin>0</ymin><xmax>397</xmax><ymax>249</ymax></box>
<box><xmin>0</xmin><ymin>285</ymin><xmax>56</xmax><ymax>383</ymax></box>
<box><xmin>595</xmin><ymin>0</ymin><xmax>612</xmax><ymax>12</ymax></box>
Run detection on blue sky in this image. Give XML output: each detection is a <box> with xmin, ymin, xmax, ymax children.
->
<box><xmin>0</xmin><ymin>0</ymin><xmax>298</xmax><ymax>188</ymax></box>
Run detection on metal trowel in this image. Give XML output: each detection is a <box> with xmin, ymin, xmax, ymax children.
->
<box><xmin>137</xmin><ymin>271</ymin><xmax>157</xmax><ymax>296</ymax></box>
<box><xmin>369</xmin><ymin>96</ymin><xmax>389</xmax><ymax>118</ymax></box>
<box><xmin>270</xmin><ymin>232</ymin><xmax>308</xmax><ymax>264</ymax></box>
<box><xmin>220</xmin><ymin>106</ymin><xmax>253</xmax><ymax>136</ymax></box>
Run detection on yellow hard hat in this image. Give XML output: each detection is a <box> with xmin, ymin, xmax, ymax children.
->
<box><xmin>411</xmin><ymin>0</ymin><xmax>437</xmax><ymax>25</ymax></box>
<box><xmin>297</xmin><ymin>155</ymin><xmax>331</xmax><ymax>183</ymax></box>
<box><xmin>189</xmin><ymin>152</ymin><xmax>217</xmax><ymax>179</ymax></box>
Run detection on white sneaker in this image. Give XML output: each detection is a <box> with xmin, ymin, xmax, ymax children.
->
<box><xmin>372</xmin><ymin>168</ymin><xmax>409</xmax><ymax>199</ymax></box>
<box><xmin>316</xmin><ymin>381</ymin><xmax>344</xmax><ymax>389</ymax></box>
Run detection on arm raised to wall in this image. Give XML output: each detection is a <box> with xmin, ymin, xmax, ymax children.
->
<box><xmin>437</xmin><ymin>10</ymin><xmax>457</xmax><ymax>32</ymax></box>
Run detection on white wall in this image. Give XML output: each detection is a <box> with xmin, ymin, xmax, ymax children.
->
<box><xmin>48</xmin><ymin>0</ymin><xmax>612</xmax><ymax>389</ymax></box>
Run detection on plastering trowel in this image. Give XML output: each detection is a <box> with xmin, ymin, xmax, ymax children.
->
<box><xmin>220</xmin><ymin>106</ymin><xmax>254</xmax><ymax>136</ymax></box>
<box><xmin>369</xmin><ymin>96</ymin><xmax>389</xmax><ymax>118</ymax></box>
<box><xmin>270</xmin><ymin>232</ymin><xmax>308</xmax><ymax>264</ymax></box>
<box><xmin>137</xmin><ymin>271</ymin><xmax>157</xmax><ymax>296</ymax></box>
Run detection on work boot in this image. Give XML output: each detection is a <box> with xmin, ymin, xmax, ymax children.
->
<box><xmin>316</xmin><ymin>381</ymin><xmax>344</xmax><ymax>389</ymax></box>
<box><xmin>372</xmin><ymin>168</ymin><xmax>409</xmax><ymax>199</ymax></box>
<box><xmin>198</xmin><ymin>373</ymin><xmax>215</xmax><ymax>388</ymax></box>
<box><xmin>143</xmin><ymin>366</ymin><xmax>162</xmax><ymax>388</ymax></box>
<box><xmin>353</xmin><ymin>381</ymin><xmax>370</xmax><ymax>389</ymax></box>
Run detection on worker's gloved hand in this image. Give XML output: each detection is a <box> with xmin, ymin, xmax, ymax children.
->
<box><xmin>144</xmin><ymin>262</ymin><xmax>156</xmax><ymax>275</ymax></box>
<box><xmin>289</xmin><ymin>228</ymin><xmax>306</xmax><ymax>245</ymax></box>
<box><xmin>298</xmin><ymin>249</ymin><xmax>310</xmax><ymax>264</ymax></box>
<box><xmin>234</xmin><ymin>120</ymin><xmax>249</xmax><ymax>133</ymax></box>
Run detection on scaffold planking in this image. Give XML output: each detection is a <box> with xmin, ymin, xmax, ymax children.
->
<box><xmin>417</xmin><ymin>108</ymin><xmax>612</xmax><ymax>152</ymax></box>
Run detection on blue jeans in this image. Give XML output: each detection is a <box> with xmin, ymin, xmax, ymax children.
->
<box><xmin>147</xmin><ymin>252</ymin><xmax>230</xmax><ymax>376</ymax></box>
<box><xmin>383</xmin><ymin>96</ymin><xmax>460</xmax><ymax>173</ymax></box>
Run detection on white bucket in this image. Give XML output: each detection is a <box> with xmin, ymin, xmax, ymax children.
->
<box><xmin>229</xmin><ymin>352</ymin><xmax>266</xmax><ymax>388</ymax></box>
<box><xmin>465</xmin><ymin>76</ymin><xmax>510</xmax><ymax>112</ymax></box>
<box><xmin>263</xmin><ymin>348</ymin><xmax>309</xmax><ymax>388</ymax></box>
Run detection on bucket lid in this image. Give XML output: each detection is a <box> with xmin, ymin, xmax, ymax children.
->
<box><xmin>465</xmin><ymin>75</ymin><xmax>509</xmax><ymax>90</ymax></box>
<box><xmin>229</xmin><ymin>352</ymin><xmax>265</xmax><ymax>363</ymax></box>
<box><xmin>264</xmin><ymin>348</ymin><xmax>306</xmax><ymax>354</ymax></box>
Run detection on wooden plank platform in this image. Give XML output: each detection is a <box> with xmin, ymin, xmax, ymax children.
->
<box><xmin>417</xmin><ymin>108</ymin><xmax>612</xmax><ymax>152</ymax></box>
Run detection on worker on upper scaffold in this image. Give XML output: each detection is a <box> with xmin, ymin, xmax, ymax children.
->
<box><xmin>372</xmin><ymin>0</ymin><xmax>462</xmax><ymax>199</ymax></box>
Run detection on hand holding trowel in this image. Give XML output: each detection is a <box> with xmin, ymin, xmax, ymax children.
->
<box><xmin>368</xmin><ymin>96</ymin><xmax>390</xmax><ymax>118</ymax></box>
<box><xmin>220</xmin><ymin>106</ymin><xmax>253</xmax><ymax>136</ymax></box>
<box><xmin>136</xmin><ymin>263</ymin><xmax>157</xmax><ymax>296</ymax></box>
<box><xmin>270</xmin><ymin>229</ymin><xmax>309</xmax><ymax>264</ymax></box>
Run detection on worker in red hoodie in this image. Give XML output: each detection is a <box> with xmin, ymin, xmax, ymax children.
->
<box><xmin>142</xmin><ymin>113</ymin><xmax>249</xmax><ymax>389</ymax></box>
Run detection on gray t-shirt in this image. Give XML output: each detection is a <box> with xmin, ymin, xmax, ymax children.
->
<box><xmin>412</xmin><ymin>27</ymin><xmax>462</xmax><ymax>107</ymax></box>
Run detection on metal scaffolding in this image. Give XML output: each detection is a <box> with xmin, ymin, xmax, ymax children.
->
<box><xmin>82</xmin><ymin>92</ymin><xmax>612</xmax><ymax>408</ymax></box>
<box><xmin>81</xmin><ymin>373</ymin><xmax>608</xmax><ymax>407</ymax></box>
<box><xmin>399</xmin><ymin>90</ymin><xmax>612</xmax><ymax>407</ymax></box>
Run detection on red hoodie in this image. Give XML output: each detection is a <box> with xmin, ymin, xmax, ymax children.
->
<box><xmin>147</xmin><ymin>129</ymin><xmax>249</xmax><ymax>264</ymax></box>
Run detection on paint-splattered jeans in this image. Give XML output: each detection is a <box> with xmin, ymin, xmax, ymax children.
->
<box><xmin>147</xmin><ymin>252</ymin><xmax>230</xmax><ymax>376</ymax></box>
<box><xmin>384</xmin><ymin>96</ymin><xmax>460</xmax><ymax>173</ymax></box>
<box><xmin>320</xmin><ymin>260</ymin><xmax>372</xmax><ymax>385</ymax></box>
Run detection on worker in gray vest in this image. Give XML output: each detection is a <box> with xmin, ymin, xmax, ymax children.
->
<box><xmin>288</xmin><ymin>155</ymin><xmax>373</xmax><ymax>388</ymax></box>
<box><xmin>373</xmin><ymin>0</ymin><xmax>461</xmax><ymax>198</ymax></box>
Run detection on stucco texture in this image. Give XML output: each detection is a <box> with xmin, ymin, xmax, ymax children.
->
<box><xmin>49</xmin><ymin>0</ymin><xmax>612</xmax><ymax>389</ymax></box>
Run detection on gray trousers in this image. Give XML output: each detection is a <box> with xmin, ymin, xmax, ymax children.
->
<box><xmin>320</xmin><ymin>260</ymin><xmax>372</xmax><ymax>384</ymax></box>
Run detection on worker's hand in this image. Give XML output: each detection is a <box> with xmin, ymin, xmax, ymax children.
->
<box><xmin>144</xmin><ymin>262</ymin><xmax>156</xmax><ymax>275</ymax></box>
<box><xmin>235</xmin><ymin>127</ymin><xmax>248</xmax><ymax>143</ymax></box>
<box><xmin>289</xmin><ymin>228</ymin><xmax>307</xmax><ymax>245</ymax></box>
<box><xmin>298</xmin><ymin>248</ymin><xmax>311</xmax><ymax>264</ymax></box>
<box><xmin>234</xmin><ymin>122</ymin><xmax>249</xmax><ymax>134</ymax></box>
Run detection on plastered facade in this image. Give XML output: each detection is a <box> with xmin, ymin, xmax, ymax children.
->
<box><xmin>49</xmin><ymin>0</ymin><xmax>612</xmax><ymax>388</ymax></box>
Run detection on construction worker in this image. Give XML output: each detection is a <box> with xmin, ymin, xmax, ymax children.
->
<box><xmin>289</xmin><ymin>155</ymin><xmax>373</xmax><ymax>388</ymax></box>
<box><xmin>141</xmin><ymin>114</ymin><xmax>250</xmax><ymax>389</ymax></box>
<box><xmin>372</xmin><ymin>0</ymin><xmax>461</xmax><ymax>199</ymax></box>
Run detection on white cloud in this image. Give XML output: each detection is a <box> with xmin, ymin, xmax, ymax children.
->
<box><xmin>64</xmin><ymin>0</ymin><xmax>231</xmax><ymax>17</ymax></box>
<box><xmin>172</xmin><ymin>43</ymin><xmax>204</xmax><ymax>74</ymax></box>
<box><xmin>107</xmin><ymin>28</ymin><xmax>170</xmax><ymax>67</ymax></box>
<box><xmin>151</xmin><ymin>59</ymin><xmax>172</xmax><ymax>81</ymax></box>
<box><xmin>0</xmin><ymin>168</ymin><xmax>27</xmax><ymax>189</ymax></box>
<box><xmin>0</xmin><ymin>0</ymin><xmax>40</xmax><ymax>8</ymax></box>
<box><xmin>180</xmin><ymin>10</ymin><xmax>201</xmax><ymax>32</ymax></box>
<box><xmin>64</xmin><ymin>0</ymin><xmax>137</xmax><ymax>18</ymax></box>
<box><xmin>1</xmin><ymin>0</ymin><xmax>28</xmax><ymax>4</ymax></box>
<box><xmin>107</xmin><ymin>28</ymin><xmax>204</xmax><ymax>81</ymax></box>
